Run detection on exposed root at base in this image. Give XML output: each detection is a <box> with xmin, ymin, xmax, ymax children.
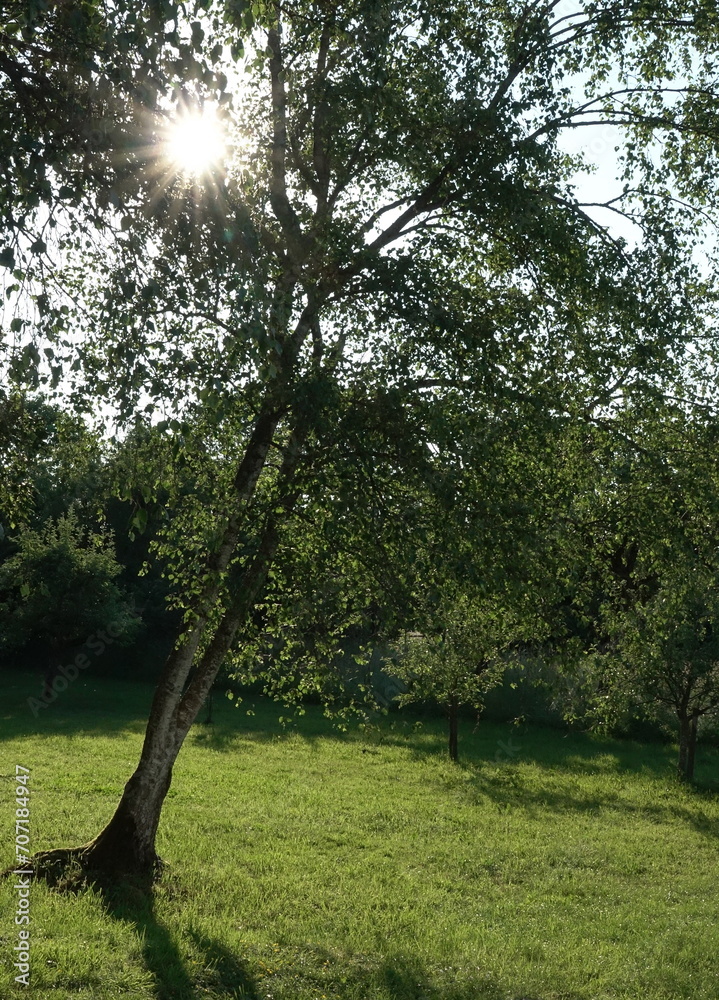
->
<box><xmin>2</xmin><ymin>845</ymin><xmax>165</xmax><ymax>893</ymax></box>
<box><xmin>1</xmin><ymin>846</ymin><xmax>87</xmax><ymax>889</ymax></box>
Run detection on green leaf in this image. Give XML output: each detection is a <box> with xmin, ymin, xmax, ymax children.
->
<box><xmin>131</xmin><ymin>509</ymin><xmax>148</xmax><ymax>535</ymax></box>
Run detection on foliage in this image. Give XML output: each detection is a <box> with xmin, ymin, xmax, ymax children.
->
<box><xmin>22</xmin><ymin>0</ymin><xmax>719</xmax><ymax>626</ymax></box>
<box><xmin>0</xmin><ymin>392</ymin><xmax>107</xmax><ymax>532</ymax></box>
<box><xmin>0</xmin><ymin>0</ymin><xmax>216</xmax><ymax>229</ymax></box>
<box><xmin>609</xmin><ymin>568</ymin><xmax>719</xmax><ymax>719</ymax></box>
<box><xmin>556</xmin><ymin>402</ymin><xmax>719</xmax><ymax>779</ymax></box>
<box><xmin>393</xmin><ymin>591</ymin><xmax>520</xmax><ymax>698</ymax></box>
<box><xmin>0</xmin><ymin>508</ymin><xmax>141</xmax><ymax>655</ymax></box>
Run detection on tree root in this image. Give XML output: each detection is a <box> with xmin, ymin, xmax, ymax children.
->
<box><xmin>2</xmin><ymin>844</ymin><xmax>164</xmax><ymax>893</ymax></box>
<box><xmin>2</xmin><ymin>846</ymin><xmax>90</xmax><ymax>889</ymax></box>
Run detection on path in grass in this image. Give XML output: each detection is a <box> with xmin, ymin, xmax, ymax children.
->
<box><xmin>1</xmin><ymin>670</ymin><xmax>718</xmax><ymax>999</ymax></box>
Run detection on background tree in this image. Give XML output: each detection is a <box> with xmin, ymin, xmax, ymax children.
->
<box><xmin>555</xmin><ymin>400</ymin><xmax>719</xmax><ymax>781</ymax></box>
<box><xmin>607</xmin><ymin>569</ymin><xmax>719</xmax><ymax>782</ymax></box>
<box><xmin>13</xmin><ymin>1</ymin><xmax>719</xmax><ymax>879</ymax></box>
<box><xmin>0</xmin><ymin>399</ymin><xmax>180</xmax><ymax>683</ymax></box>
<box><xmin>391</xmin><ymin>590</ymin><xmax>529</xmax><ymax>762</ymax></box>
<box><xmin>0</xmin><ymin>508</ymin><xmax>141</xmax><ymax>674</ymax></box>
<box><xmin>0</xmin><ymin>394</ymin><xmax>105</xmax><ymax>528</ymax></box>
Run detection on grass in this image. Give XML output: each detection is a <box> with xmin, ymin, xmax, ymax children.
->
<box><xmin>1</xmin><ymin>668</ymin><xmax>719</xmax><ymax>999</ymax></box>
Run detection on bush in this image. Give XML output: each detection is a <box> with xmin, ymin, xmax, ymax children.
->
<box><xmin>0</xmin><ymin>508</ymin><xmax>141</xmax><ymax>660</ymax></box>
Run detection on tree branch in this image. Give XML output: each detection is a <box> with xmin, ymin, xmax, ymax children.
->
<box><xmin>267</xmin><ymin>8</ymin><xmax>306</xmax><ymax>259</ymax></box>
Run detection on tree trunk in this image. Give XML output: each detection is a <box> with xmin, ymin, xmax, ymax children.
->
<box><xmin>27</xmin><ymin>259</ymin><xmax>321</xmax><ymax>883</ymax></box>
<box><xmin>80</xmin><ymin>754</ymin><xmax>175</xmax><ymax>874</ymax></box>
<box><xmin>685</xmin><ymin>714</ymin><xmax>698</xmax><ymax>782</ymax></box>
<box><xmin>77</xmin><ymin>520</ymin><xmax>283</xmax><ymax>877</ymax></box>
<box><xmin>72</xmin><ymin>425</ymin><xmax>306</xmax><ymax>879</ymax></box>
<box><xmin>677</xmin><ymin>713</ymin><xmax>698</xmax><ymax>782</ymax></box>
<box><xmin>448</xmin><ymin>694</ymin><xmax>459</xmax><ymax>762</ymax></box>
<box><xmin>77</xmin><ymin>629</ymin><xmax>213</xmax><ymax>875</ymax></box>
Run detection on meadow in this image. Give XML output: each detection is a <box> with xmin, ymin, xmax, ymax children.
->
<box><xmin>1</xmin><ymin>669</ymin><xmax>718</xmax><ymax>1000</ymax></box>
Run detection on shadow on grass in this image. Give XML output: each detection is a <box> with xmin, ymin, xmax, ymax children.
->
<box><xmin>89</xmin><ymin>875</ymin><xmax>521</xmax><ymax>1000</ymax></box>
<box><xmin>379</xmin><ymin>957</ymin><xmax>504</xmax><ymax>1000</ymax></box>
<box><xmin>0</xmin><ymin>670</ymin><xmax>154</xmax><ymax>742</ymax></box>
<box><xmin>4</xmin><ymin>667</ymin><xmax>718</xmax><ymax>843</ymax></box>
<box><xmin>373</xmin><ymin>712</ymin><xmax>719</xmax><ymax>795</ymax></box>
<box><xmin>440</xmin><ymin>731</ymin><xmax>719</xmax><ymax>843</ymax></box>
<box><xmin>0</xmin><ymin>668</ymin><xmax>343</xmax><ymax>749</ymax></box>
<box><xmin>98</xmin><ymin>877</ymin><xmax>259</xmax><ymax>1000</ymax></box>
<box><xmin>285</xmin><ymin>944</ymin><xmax>546</xmax><ymax>1000</ymax></box>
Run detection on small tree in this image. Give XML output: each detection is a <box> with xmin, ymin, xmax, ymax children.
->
<box><xmin>600</xmin><ymin>570</ymin><xmax>719</xmax><ymax>782</ymax></box>
<box><xmin>559</xmin><ymin>404</ymin><xmax>719</xmax><ymax>782</ymax></box>
<box><xmin>391</xmin><ymin>591</ymin><xmax>526</xmax><ymax>762</ymax></box>
<box><xmin>0</xmin><ymin>509</ymin><xmax>141</xmax><ymax>669</ymax></box>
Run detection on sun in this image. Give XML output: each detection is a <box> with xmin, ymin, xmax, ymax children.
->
<box><xmin>165</xmin><ymin>108</ymin><xmax>227</xmax><ymax>176</ymax></box>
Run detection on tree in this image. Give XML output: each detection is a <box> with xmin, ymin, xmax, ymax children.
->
<box><xmin>380</xmin><ymin>393</ymin><xmax>566</xmax><ymax>761</ymax></box>
<box><xmin>563</xmin><ymin>403</ymin><xmax>719</xmax><ymax>782</ymax></box>
<box><xmin>13</xmin><ymin>1</ymin><xmax>719</xmax><ymax>878</ymax></box>
<box><xmin>609</xmin><ymin>570</ymin><xmax>719</xmax><ymax>782</ymax></box>
<box><xmin>0</xmin><ymin>393</ymin><xmax>106</xmax><ymax>532</ymax></box>
<box><xmin>0</xmin><ymin>508</ymin><xmax>141</xmax><ymax>681</ymax></box>
<box><xmin>391</xmin><ymin>590</ymin><xmax>527</xmax><ymax>762</ymax></box>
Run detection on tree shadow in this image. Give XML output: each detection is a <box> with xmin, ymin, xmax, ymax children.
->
<box><xmin>0</xmin><ymin>669</ymin><xmax>154</xmax><ymax>741</ymax></box>
<box><xmin>444</xmin><ymin>732</ymin><xmax>719</xmax><ymax>843</ymax></box>
<box><xmin>5</xmin><ymin>665</ymin><xmax>717</xmax><ymax>846</ymax></box>
<box><xmin>378</xmin><ymin>956</ymin><xmax>503</xmax><ymax>999</ymax></box>
<box><xmin>0</xmin><ymin>667</ymin><xmax>343</xmax><ymax>749</ymax></box>
<box><xmin>97</xmin><ymin>876</ymin><xmax>259</xmax><ymax>1000</ymax></box>
<box><xmin>283</xmin><ymin>944</ymin><xmax>552</xmax><ymax>1000</ymax></box>
<box><xmin>374</xmin><ymin>711</ymin><xmax>719</xmax><ymax>793</ymax></box>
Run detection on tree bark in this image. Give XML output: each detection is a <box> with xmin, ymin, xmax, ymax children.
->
<box><xmin>448</xmin><ymin>694</ymin><xmax>459</xmax><ymax>762</ymax></box>
<box><xmin>685</xmin><ymin>714</ymin><xmax>698</xmax><ymax>782</ymax></box>
<box><xmin>677</xmin><ymin>713</ymin><xmax>698</xmax><ymax>782</ymax></box>
<box><xmin>79</xmin><ymin>523</ymin><xmax>282</xmax><ymax>877</ymax></box>
<box><xmin>80</xmin><ymin>756</ymin><xmax>175</xmax><ymax>874</ymax></box>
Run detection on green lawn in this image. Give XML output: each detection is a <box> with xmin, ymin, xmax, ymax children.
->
<box><xmin>1</xmin><ymin>669</ymin><xmax>718</xmax><ymax>1000</ymax></box>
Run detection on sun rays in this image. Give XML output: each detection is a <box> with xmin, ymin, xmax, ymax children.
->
<box><xmin>165</xmin><ymin>107</ymin><xmax>227</xmax><ymax>177</ymax></box>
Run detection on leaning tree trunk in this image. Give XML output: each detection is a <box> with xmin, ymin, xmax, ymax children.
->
<box><xmin>448</xmin><ymin>694</ymin><xmax>459</xmax><ymax>762</ymax></box>
<box><xmin>76</xmin><ymin>513</ymin><xmax>285</xmax><ymax>877</ymax></box>
<box><xmin>25</xmin><ymin>386</ymin><xmax>310</xmax><ymax>882</ymax></box>
<box><xmin>79</xmin><ymin>743</ymin><xmax>177</xmax><ymax>874</ymax></box>
<box><xmin>77</xmin><ymin>448</ymin><xmax>298</xmax><ymax>878</ymax></box>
